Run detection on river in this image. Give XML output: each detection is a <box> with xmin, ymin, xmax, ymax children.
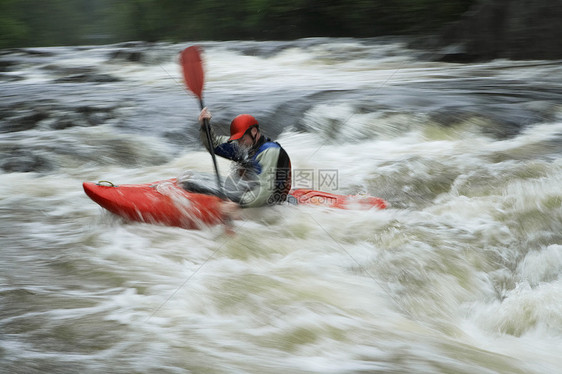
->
<box><xmin>1</xmin><ymin>38</ymin><xmax>562</xmax><ymax>373</ymax></box>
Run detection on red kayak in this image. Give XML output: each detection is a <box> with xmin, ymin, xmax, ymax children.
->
<box><xmin>83</xmin><ymin>178</ymin><xmax>387</xmax><ymax>230</ymax></box>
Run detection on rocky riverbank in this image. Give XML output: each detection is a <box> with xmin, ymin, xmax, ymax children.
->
<box><xmin>435</xmin><ymin>0</ymin><xmax>562</xmax><ymax>62</ymax></box>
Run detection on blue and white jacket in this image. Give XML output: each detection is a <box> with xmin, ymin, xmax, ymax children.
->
<box><xmin>200</xmin><ymin>124</ymin><xmax>291</xmax><ymax>207</ymax></box>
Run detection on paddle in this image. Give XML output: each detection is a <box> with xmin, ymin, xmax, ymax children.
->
<box><xmin>180</xmin><ymin>46</ymin><xmax>225</xmax><ymax>199</ymax></box>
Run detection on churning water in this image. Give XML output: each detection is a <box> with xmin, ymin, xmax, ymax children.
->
<box><xmin>1</xmin><ymin>38</ymin><xmax>562</xmax><ymax>373</ymax></box>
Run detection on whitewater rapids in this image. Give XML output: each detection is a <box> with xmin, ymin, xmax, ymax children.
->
<box><xmin>1</xmin><ymin>38</ymin><xmax>562</xmax><ymax>373</ymax></box>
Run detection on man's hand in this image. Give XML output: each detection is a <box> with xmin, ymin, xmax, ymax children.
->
<box><xmin>199</xmin><ymin>107</ymin><xmax>212</xmax><ymax>124</ymax></box>
<box><xmin>219</xmin><ymin>200</ymin><xmax>241</xmax><ymax>220</ymax></box>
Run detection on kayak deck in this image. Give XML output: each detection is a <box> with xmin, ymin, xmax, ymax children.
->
<box><xmin>289</xmin><ymin>188</ymin><xmax>387</xmax><ymax>210</ymax></box>
<box><xmin>83</xmin><ymin>178</ymin><xmax>387</xmax><ymax>229</ymax></box>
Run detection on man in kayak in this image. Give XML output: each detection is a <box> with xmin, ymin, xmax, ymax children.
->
<box><xmin>191</xmin><ymin>108</ymin><xmax>292</xmax><ymax>210</ymax></box>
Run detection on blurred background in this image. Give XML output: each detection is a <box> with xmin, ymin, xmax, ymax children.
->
<box><xmin>0</xmin><ymin>0</ymin><xmax>473</xmax><ymax>45</ymax></box>
<box><xmin>1</xmin><ymin>0</ymin><xmax>560</xmax><ymax>60</ymax></box>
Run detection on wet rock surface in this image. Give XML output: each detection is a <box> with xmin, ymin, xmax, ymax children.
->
<box><xmin>1</xmin><ymin>40</ymin><xmax>561</xmax><ymax>174</ymax></box>
<box><xmin>436</xmin><ymin>0</ymin><xmax>562</xmax><ymax>61</ymax></box>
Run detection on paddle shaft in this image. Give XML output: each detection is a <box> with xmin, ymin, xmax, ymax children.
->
<box><xmin>199</xmin><ymin>98</ymin><xmax>226</xmax><ymax>199</ymax></box>
<box><xmin>181</xmin><ymin>46</ymin><xmax>228</xmax><ymax>201</ymax></box>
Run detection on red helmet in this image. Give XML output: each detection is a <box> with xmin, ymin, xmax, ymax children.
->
<box><xmin>229</xmin><ymin>114</ymin><xmax>258</xmax><ymax>141</ymax></box>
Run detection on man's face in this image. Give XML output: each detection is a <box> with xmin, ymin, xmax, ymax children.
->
<box><xmin>236</xmin><ymin>128</ymin><xmax>256</xmax><ymax>150</ymax></box>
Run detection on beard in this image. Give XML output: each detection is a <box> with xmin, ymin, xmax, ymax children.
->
<box><xmin>233</xmin><ymin>141</ymin><xmax>251</xmax><ymax>159</ymax></box>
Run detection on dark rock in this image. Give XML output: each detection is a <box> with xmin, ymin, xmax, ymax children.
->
<box><xmin>54</xmin><ymin>73</ymin><xmax>120</xmax><ymax>83</ymax></box>
<box><xmin>49</xmin><ymin>114</ymin><xmax>86</xmax><ymax>130</ymax></box>
<box><xmin>114</xmin><ymin>41</ymin><xmax>154</xmax><ymax>48</ymax></box>
<box><xmin>48</xmin><ymin>106</ymin><xmax>115</xmax><ymax>129</ymax></box>
<box><xmin>0</xmin><ymin>111</ymin><xmax>50</xmax><ymax>133</ymax></box>
<box><xmin>0</xmin><ymin>59</ymin><xmax>18</xmax><ymax>72</ymax></box>
<box><xmin>430</xmin><ymin>109</ymin><xmax>522</xmax><ymax>138</ymax></box>
<box><xmin>225</xmin><ymin>41</ymin><xmax>295</xmax><ymax>58</ymax></box>
<box><xmin>77</xmin><ymin>106</ymin><xmax>115</xmax><ymax>126</ymax></box>
<box><xmin>0</xmin><ymin>73</ymin><xmax>24</xmax><ymax>82</ymax></box>
<box><xmin>434</xmin><ymin>44</ymin><xmax>482</xmax><ymax>63</ymax></box>
<box><xmin>109</xmin><ymin>49</ymin><xmax>145</xmax><ymax>63</ymax></box>
<box><xmin>437</xmin><ymin>0</ymin><xmax>562</xmax><ymax>61</ymax></box>
<box><xmin>7</xmin><ymin>48</ymin><xmax>56</xmax><ymax>57</ymax></box>
<box><xmin>43</xmin><ymin>64</ymin><xmax>97</xmax><ymax>75</ymax></box>
<box><xmin>49</xmin><ymin>114</ymin><xmax>82</xmax><ymax>130</ymax></box>
<box><xmin>0</xmin><ymin>148</ymin><xmax>53</xmax><ymax>173</ymax></box>
<box><xmin>85</xmin><ymin>111</ymin><xmax>111</xmax><ymax>126</ymax></box>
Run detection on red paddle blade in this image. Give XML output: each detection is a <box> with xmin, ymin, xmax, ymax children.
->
<box><xmin>180</xmin><ymin>46</ymin><xmax>204</xmax><ymax>99</ymax></box>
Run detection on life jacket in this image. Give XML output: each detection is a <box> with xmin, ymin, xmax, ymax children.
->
<box><xmin>255</xmin><ymin>139</ymin><xmax>291</xmax><ymax>205</ymax></box>
<box><xmin>214</xmin><ymin>136</ymin><xmax>291</xmax><ymax>204</ymax></box>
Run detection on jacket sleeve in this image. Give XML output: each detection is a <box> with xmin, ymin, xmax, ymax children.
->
<box><xmin>238</xmin><ymin>147</ymin><xmax>281</xmax><ymax>208</ymax></box>
<box><xmin>199</xmin><ymin>124</ymin><xmax>229</xmax><ymax>153</ymax></box>
<box><xmin>199</xmin><ymin>124</ymin><xmax>240</xmax><ymax>160</ymax></box>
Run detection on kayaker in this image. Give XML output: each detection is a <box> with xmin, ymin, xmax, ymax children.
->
<box><xmin>192</xmin><ymin>108</ymin><xmax>292</xmax><ymax>209</ymax></box>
